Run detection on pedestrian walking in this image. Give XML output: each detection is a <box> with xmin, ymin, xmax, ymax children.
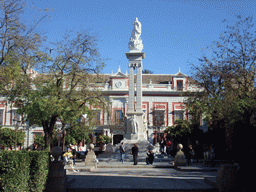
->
<box><xmin>209</xmin><ymin>144</ymin><xmax>215</xmax><ymax>167</ymax></box>
<box><xmin>160</xmin><ymin>138</ymin><xmax>166</xmax><ymax>154</ymax></box>
<box><xmin>146</xmin><ymin>150</ymin><xmax>154</xmax><ymax>165</ymax></box>
<box><xmin>119</xmin><ymin>142</ymin><xmax>125</xmax><ymax>163</ymax></box>
<box><xmin>166</xmin><ymin>140</ymin><xmax>172</xmax><ymax>155</ymax></box>
<box><xmin>194</xmin><ymin>140</ymin><xmax>203</xmax><ymax>163</ymax></box>
<box><xmin>131</xmin><ymin>143</ymin><xmax>139</xmax><ymax>165</ymax></box>
<box><xmin>186</xmin><ymin>144</ymin><xmax>194</xmax><ymax>166</ymax></box>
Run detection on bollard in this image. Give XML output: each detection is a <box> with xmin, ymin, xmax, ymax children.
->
<box><xmin>46</xmin><ymin>146</ymin><xmax>67</xmax><ymax>192</ymax></box>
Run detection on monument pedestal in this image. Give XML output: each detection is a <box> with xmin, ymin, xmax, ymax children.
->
<box><xmin>84</xmin><ymin>151</ymin><xmax>97</xmax><ymax>171</ymax></box>
<box><xmin>174</xmin><ymin>144</ymin><xmax>187</xmax><ymax>167</ymax></box>
<box><xmin>126</xmin><ymin>111</ymin><xmax>147</xmax><ymax>141</ymax></box>
<box><xmin>84</xmin><ymin>144</ymin><xmax>97</xmax><ymax>171</ymax></box>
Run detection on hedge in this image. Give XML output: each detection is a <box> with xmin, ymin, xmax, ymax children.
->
<box><xmin>0</xmin><ymin>150</ymin><xmax>49</xmax><ymax>192</ymax></box>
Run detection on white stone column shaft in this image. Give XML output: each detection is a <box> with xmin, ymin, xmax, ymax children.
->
<box><xmin>127</xmin><ymin>64</ymin><xmax>135</xmax><ymax>112</ymax></box>
<box><xmin>136</xmin><ymin>63</ymin><xmax>143</xmax><ymax>112</ymax></box>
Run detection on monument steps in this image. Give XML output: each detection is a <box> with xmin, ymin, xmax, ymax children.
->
<box><xmin>97</xmin><ymin>139</ymin><xmax>173</xmax><ymax>162</ymax></box>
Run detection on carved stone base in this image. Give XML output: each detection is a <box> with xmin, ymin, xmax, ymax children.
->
<box><xmin>174</xmin><ymin>151</ymin><xmax>187</xmax><ymax>168</ymax></box>
<box><xmin>85</xmin><ymin>151</ymin><xmax>97</xmax><ymax>169</ymax></box>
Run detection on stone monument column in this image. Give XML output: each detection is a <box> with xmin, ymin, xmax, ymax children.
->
<box><xmin>125</xmin><ymin>17</ymin><xmax>146</xmax><ymax>140</ymax></box>
<box><xmin>136</xmin><ymin>63</ymin><xmax>143</xmax><ymax>112</ymax></box>
<box><xmin>127</xmin><ymin>63</ymin><xmax>135</xmax><ymax>112</ymax></box>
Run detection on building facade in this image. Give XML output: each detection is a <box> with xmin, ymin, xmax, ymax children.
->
<box><xmin>91</xmin><ymin>66</ymin><xmax>199</xmax><ymax>145</ymax></box>
<box><xmin>0</xmin><ymin>66</ymin><xmax>199</xmax><ymax>150</ymax></box>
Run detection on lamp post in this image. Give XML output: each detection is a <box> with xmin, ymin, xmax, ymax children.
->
<box><xmin>13</xmin><ymin>118</ymin><xmax>21</xmax><ymax>151</ymax></box>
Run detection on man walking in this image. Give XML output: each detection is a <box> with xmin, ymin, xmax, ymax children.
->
<box><xmin>131</xmin><ymin>143</ymin><xmax>139</xmax><ymax>165</ymax></box>
<box><xmin>119</xmin><ymin>142</ymin><xmax>125</xmax><ymax>163</ymax></box>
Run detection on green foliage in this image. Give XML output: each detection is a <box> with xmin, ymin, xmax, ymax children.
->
<box><xmin>0</xmin><ymin>151</ymin><xmax>30</xmax><ymax>191</ymax></box>
<box><xmin>34</xmin><ymin>134</ymin><xmax>45</xmax><ymax>149</ymax></box>
<box><xmin>28</xmin><ymin>151</ymin><xmax>49</xmax><ymax>192</ymax></box>
<box><xmin>97</xmin><ymin>135</ymin><xmax>112</xmax><ymax>144</ymax></box>
<box><xmin>65</xmin><ymin>134</ymin><xmax>76</xmax><ymax>145</ymax></box>
<box><xmin>187</xmin><ymin>16</ymin><xmax>256</xmax><ymax>130</ymax></box>
<box><xmin>142</xmin><ymin>69</ymin><xmax>154</xmax><ymax>74</ymax></box>
<box><xmin>0</xmin><ymin>0</ymin><xmax>48</xmax><ymax>96</ymax></box>
<box><xmin>0</xmin><ymin>127</ymin><xmax>26</xmax><ymax>149</ymax></box>
<box><xmin>0</xmin><ymin>150</ymin><xmax>49</xmax><ymax>191</ymax></box>
<box><xmin>165</xmin><ymin>120</ymin><xmax>192</xmax><ymax>143</ymax></box>
<box><xmin>102</xmin><ymin>135</ymin><xmax>112</xmax><ymax>144</ymax></box>
<box><xmin>67</xmin><ymin>122</ymin><xmax>92</xmax><ymax>145</ymax></box>
<box><xmin>98</xmin><ymin>135</ymin><xmax>105</xmax><ymax>143</ymax></box>
<box><xmin>9</xmin><ymin>29</ymin><xmax>107</xmax><ymax>150</ymax></box>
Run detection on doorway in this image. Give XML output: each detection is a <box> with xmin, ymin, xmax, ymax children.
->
<box><xmin>113</xmin><ymin>134</ymin><xmax>123</xmax><ymax>145</ymax></box>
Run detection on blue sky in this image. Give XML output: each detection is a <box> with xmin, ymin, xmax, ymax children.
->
<box><xmin>25</xmin><ymin>0</ymin><xmax>256</xmax><ymax>75</ymax></box>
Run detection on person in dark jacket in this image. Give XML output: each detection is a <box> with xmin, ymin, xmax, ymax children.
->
<box><xmin>146</xmin><ymin>150</ymin><xmax>154</xmax><ymax>165</ymax></box>
<box><xmin>187</xmin><ymin>144</ymin><xmax>194</xmax><ymax>166</ymax></box>
<box><xmin>131</xmin><ymin>143</ymin><xmax>139</xmax><ymax>165</ymax></box>
<box><xmin>72</xmin><ymin>148</ymin><xmax>77</xmax><ymax>165</ymax></box>
<box><xmin>160</xmin><ymin>138</ymin><xmax>166</xmax><ymax>154</ymax></box>
<box><xmin>119</xmin><ymin>142</ymin><xmax>125</xmax><ymax>163</ymax></box>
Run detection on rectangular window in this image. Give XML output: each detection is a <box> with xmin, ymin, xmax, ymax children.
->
<box><xmin>12</xmin><ymin>110</ymin><xmax>21</xmax><ymax>123</ymax></box>
<box><xmin>0</xmin><ymin>110</ymin><xmax>3</xmax><ymax>125</ymax></box>
<box><xmin>93</xmin><ymin>111</ymin><xmax>101</xmax><ymax>125</ymax></box>
<box><xmin>174</xmin><ymin>111</ymin><xmax>184</xmax><ymax>121</ymax></box>
<box><xmin>153</xmin><ymin>110</ymin><xmax>165</xmax><ymax>126</ymax></box>
<box><xmin>177</xmin><ymin>80</ymin><xmax>183</xmax><ymax>91</ymax></box>
<box><xmin>115</xmin><ymin>110</ymin><xmax>123</xmax><ymax>125</ymax></box>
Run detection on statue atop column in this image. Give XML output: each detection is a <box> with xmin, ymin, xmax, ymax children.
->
<box><xmin>129</xmin><ymin>17</ymin><xmax>143</xmax><ymax>52</ymax></box>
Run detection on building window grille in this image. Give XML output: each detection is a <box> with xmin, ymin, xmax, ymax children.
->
<box><xmin>153</xmin><ymin>110</ymin><xmax>165</xmax><ymax>127</ymax></box>
<box><xmin>93</xmin><ymin>111</ymin><xmax>101</xmax><ymax>125</ymax></box>
<box><xmin>115</xmin><ymin>110</ymin><xmax>123</xmax><ymax>125</ymax></box>
<box><xmin>12</xmin><ymin>110</ymin><xmax>21</xmax><ymax>123</ymax></box>
<box><xmin>177</xmin><ymin>80</ymin><xmax>183</xmax><ymax>91</ymax></box>
<box><xmin>174</xmin><ymin>111</ymin><xmax>184</xmax><ymax>121</ymax></box>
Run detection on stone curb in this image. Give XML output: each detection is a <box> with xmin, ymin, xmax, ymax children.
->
<box><xmin>175</xmin><ymin>166</ymin><xmax>219</xmax><ymax>172</ymax></box>
<box><xmin>65</xmin><ymin>164</ymin><xmax>174</xmax><ymax>170</ymax></box>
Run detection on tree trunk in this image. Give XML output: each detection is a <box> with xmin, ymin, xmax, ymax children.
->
<box><xmin>42</xmin><ymin>116</ymin><xmax>57</xmax><ymax>151</ymax></box>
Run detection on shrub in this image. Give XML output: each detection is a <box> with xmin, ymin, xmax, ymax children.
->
<box><xmin>0</xmin><ymin>150</ymin><xmax>49</xmax><ymax>192</ymax></box>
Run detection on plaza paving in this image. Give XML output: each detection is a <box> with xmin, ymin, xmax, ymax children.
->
<box><xmin>66</xmin><ymin>161</ymin><xmax>218</xmax><ymax>192</ymax></box>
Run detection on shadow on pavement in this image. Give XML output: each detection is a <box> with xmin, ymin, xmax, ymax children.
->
<box><xmin>66</xmin><ymin>174</ymin><xmax>218</xmax><ymax>192</ymax></box>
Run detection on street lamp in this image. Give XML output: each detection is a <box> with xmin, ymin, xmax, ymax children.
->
<box><xmin>13</xmin><ymin>118</ymin><xmax>21</xmax><ymax>151</ymax></box>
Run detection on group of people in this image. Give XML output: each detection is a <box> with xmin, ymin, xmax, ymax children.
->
<box><xmin>63</xmin><ymin>147</ymin><xmax>77</xmax><ymax>166</ymax></box>
<box><xmin>63</xmin><ymin>148</ymin><xmax>79</xmax><ymax>172</ymax></box>
<box><xmin>160</xmin><ymin>138</ymin><xmax>172</xmax><ymax>155</ymax></box>
<box><xmin>119</xmin><ymin>142</ymin><xmax>154</xmax><ymax>165</ymax></box>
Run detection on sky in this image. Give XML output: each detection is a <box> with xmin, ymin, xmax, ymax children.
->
<box><xmin>24</xmin><ymin>0</ymin><xmax>256</xmax><ymax>76</ymax></box>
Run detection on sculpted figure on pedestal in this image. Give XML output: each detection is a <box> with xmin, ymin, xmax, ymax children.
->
<box><xmin>131</xmin><ymin>17</ymin><xmax>141</xmax><ymax>40</ymax></box>
<box><xmin>131</xmin><ymin>115</ymin><xmax>138</xmax><ymax>133</ymax></box>
<box><xmin>129</xmin><ymin>17</ymin><xmax>143</xmax><ymax>52</ymax></box>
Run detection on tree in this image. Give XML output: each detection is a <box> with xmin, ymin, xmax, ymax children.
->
<box><xmin>142</xmin><ymin>69</ymin><xmax>154</xmax><ymax>74</ymax></box>
<box><xmin>33</xmin><ymin>134</ymin><xmax>45</xmax><ymax>149</ymax></box>
<box><xmin>187</xmin><ymin>16</ymin><xmax>256</xmax><ymax>191</ymax></box>
<box><xmin>11</xmin><ymin>29</ymin><xmax>106</xmax><ymax>150</ymax></box>
<box><xmin>0</xmin><ymin>127</ymin><xmax>25</xmax><ymax>149</ymax></box>
<box><xmin>67</xmin><ymin>122</ymin><xmax>92</xmax><ymax>146</ymax></box>
<box><xmin>0</xmin><ymin>0</ymin><xmax>48</xmax><ymax>96</ymax></box>
<box><xmin>187</xmin><ymin>16</ymin><xmax>256</xmax><ymax>133</ymax></box>
<box><xmin>165</xmin><ymin>120</ymin><xmax>192</xmax><ymax>144</ymax></box>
